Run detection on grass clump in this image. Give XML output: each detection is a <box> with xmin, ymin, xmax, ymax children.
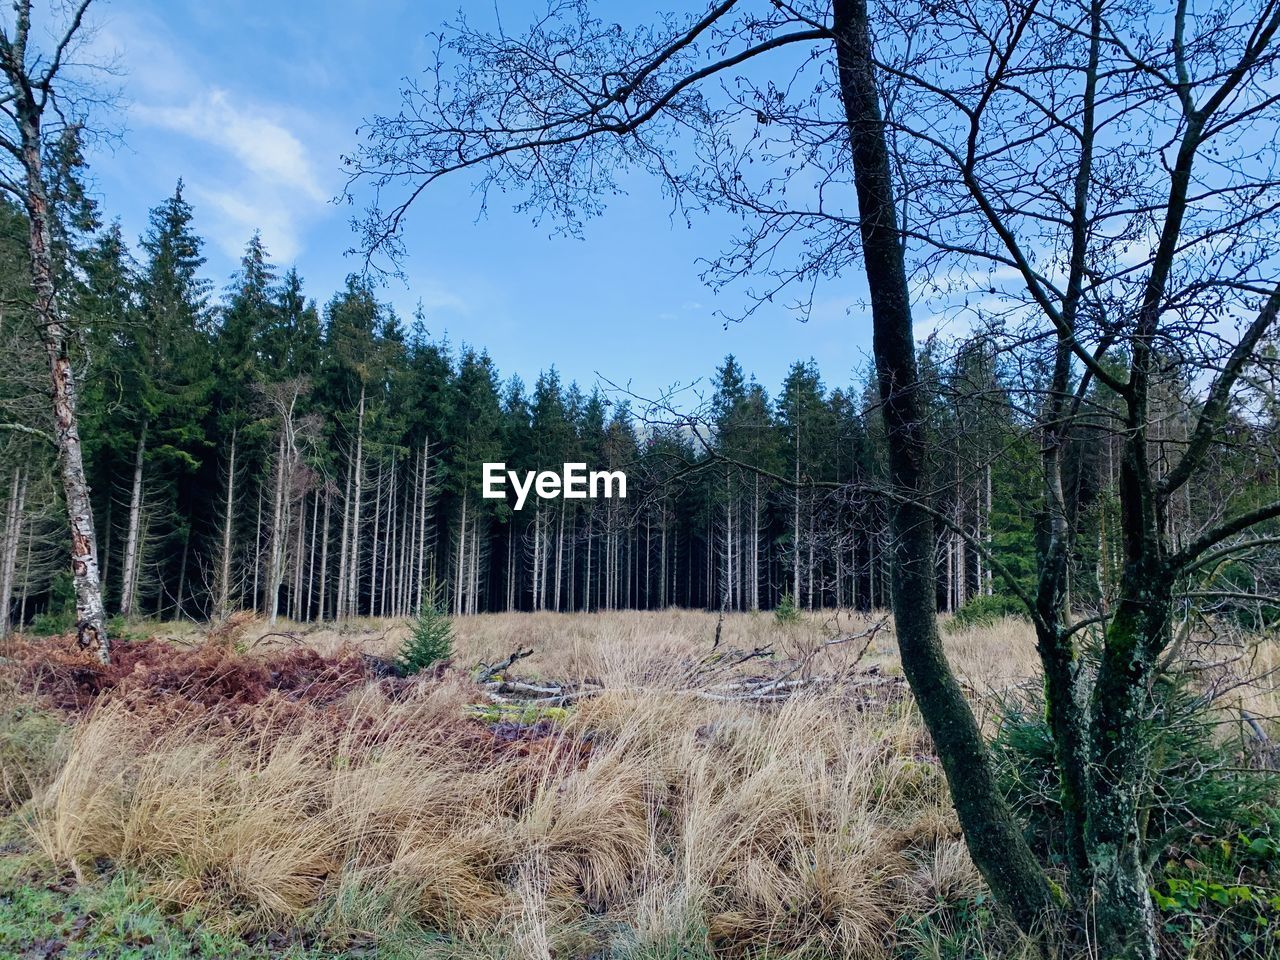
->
<box><xmin>947</xmin><ymin>594</ymin><xmax>1028</xmax><ymax>632</ymax></box>
<box><xmin>0</xmin><ymin>689</ymin><xmax>65</xmax><ymax>809</ymax></box>
<box><xmin>0</xmin><ymin>855</ymin><xmax>453</xmax><ymax>959</ymax></box>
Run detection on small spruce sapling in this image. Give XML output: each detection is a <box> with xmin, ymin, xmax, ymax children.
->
<box><xmin>774</xmin><ymin>592</ymin><xmax>801</xmax><ymax>626</ymax></box>
<box><xmin>397</xmin><ymin>585</ymin><xmax>454</xmax><ymax>675</ymax></box>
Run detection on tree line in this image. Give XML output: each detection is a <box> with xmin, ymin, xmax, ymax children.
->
<box><xmin>3</xmin><ymin>178</ymin><xmax>1108</xmax><ymax>627</ymax></box>
<box><xmin>3</xmin><ymin>172</ymin><xmax>1267</xmax><ymax>638</ymax></box>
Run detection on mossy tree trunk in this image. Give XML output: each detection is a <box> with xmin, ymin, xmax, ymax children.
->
<box><xmin>832</xmin><ymin>0</ymin><xmax>1062</xmax><ymax>939</ymax></box>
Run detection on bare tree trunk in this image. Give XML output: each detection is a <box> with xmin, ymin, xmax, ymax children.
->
<box><xmin>506</xmin><ymin>526</ymin><xmax>515</xmax><ymax>611</ymax></box>
<box><xmin>292</xmin><ymin>490</ymin><xmax>306</xmax><ymax>621</ymax></box>
<box><xmin>660</xmin><ymin>506</ymin><xmax>668</xmax><ymax>608</ymax></box>
<box><xmin>318</xmin><ymin>489</ymin><xmax>332</xmax><ymax>620</ymax></box>
<box><xmin>252</xmin><ymin>485</ymin><xmax>263</xmax><ymax>613</ymax></box>
<box><xmin>584</xmin><ymin>516</ymin><xmax>593</xmax><ymax>612</ymax></box>
<box><xmin>306</xmin><ymin>486</ymin><xmax>319</xmax><ymax>620</ymax></box>
<box><xmin>347</xmin><ymin>386</ymin><xmax>366</xmax><ymax>618</ymax></box>
<box><xmin>455</xmin><ymin>491</ymin><xmax>468</xmax><ymax>616</ymax></box>
<box><xmin>414</xmin><ymin>438</ymin><xmax>431</xmax><ymax>614</ymax></box>
<box><xmin>0</xmin><ymin>467</ymin><xmax>28</xmax><ymax>639</ymax></box>
<box><xmin>18</xmin><ymin>513</ymin><xmax>33</xmax><ymax>631</ymax></box>
<box><xmin>215</xmin><ymin>428</ymin><xmax>237</xmax><ymax>619</ymax></box>
<box><xmin>174</xmin><ymin>529</ymin><xmax>189</xmax><ymax>620</ymax></box>
<box><xmin>792</xmin><ymin>432</ymin><xmax>801</xmax><ymax>601</ymax></box>
<box><xmin>383</xmin><ymin>459</ymin><xmax>395</xmax><ymax>616</ymax></box>
<box><xmin>370</xmin><ymin>458</ymin><xmax>383</xmax><ymax>615</ymax></box>
<box><xmin>530</xmin><ymin>509</ymin><xmax>540</xmax><ymax>610</ymax></box>
<box><xmin>118</xmin><ymin>422</ymin><xmax>147</xmax><ymax>620</ymax></box>
<box><xmin>16</xmin><ymin>110</ymin><xmax>108</xmax><ymax>658</ymax></box>
<box><xmin>267</xmin><ymin>433</ymin><xmax>287</xmax><ymax>624</ymax></box>
<box><xmin>752</xmin><ymin>475</ymin><xmax>760</xmax><ymax>611</ymax></box>
<box><xmin>806</xmin><ymin>513</ymin><xmax>815</xmax><ymax>609</ymax></box>
<box><xmin>554</xmin><ymin>505</ymin><xmax>564</xmax><ymax>611</ymax></box>
<box><xmin>465</xmin><ymin>516</ymin><xmax>480</xmax><ymax>614</ymax></box>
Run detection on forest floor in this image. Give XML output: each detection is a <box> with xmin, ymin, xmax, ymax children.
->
<box><xmin>1</xmin><ymin>611</ymin><xmax>1274</xmax><ymax>959</ymax></box>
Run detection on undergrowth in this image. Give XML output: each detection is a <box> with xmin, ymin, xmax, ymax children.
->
<box><xmin>396</xmin><ymin>597</ymin><xmax>454</xmax><ymax>676</ymax></box>
<box><xmin>2</xmin><ymin>611</ymin><xmax>1273</xmax><ymax>960</ymax></box>
<box><xmin>991</xmin><ymin>668</ymin><xmax>1280</xmax><ymax>958</ymax></box>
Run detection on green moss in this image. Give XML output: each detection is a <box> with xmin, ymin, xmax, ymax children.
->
<box><xmin>0</xmin><ymin>843</ymin><xmax>457</xmax><ymax>959</ymax></box>
<box><xmin>467</xmin><ymin>702</ymin><xmax>569</xmax><ymax>724</ymax></box>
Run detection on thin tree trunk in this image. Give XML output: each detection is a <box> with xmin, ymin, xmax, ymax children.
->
<box><xmin>14</xmin><ymin>100</ymin><xmax>108</xmax><ymax>660</ymax></box>
<box><xmin>174</xmin><ymin>529</ymin><xmax>189</xmax><ymax>620</ymax></box>
<box><xmin>19</xmin><ymin>511</ymin><xmax>33</xmax><ymax>631</ymax></box>
<box><xmin>584</xmin><ymin>516</ymin><xmax>593</xmax><ymax>612</ymax></box>
<box><xmin>215</xmin><ymin>427</ymin><xmax>236</xmax><ymax>619</ymax></box>
<box><xmin>370</xmin><ymin>458</ymin><xmax>383</xmax><ymax>615</ymax></box>
<box><xmin>318</xmin><ymin>489</ymin><xmax>332</xmax><ymax>621</ymax></box>
<box><xmin>793</xmin><ymin>434</ymin><xmax>801</xmax><ymax>601</ymax></box>
<box><xmin>348</xmin><ymin>386</ymin><xmax>366</xmax><ymax>618</ymax></box>
<box><xmin>292</xmin><ymin>490</ymin><xmax>306</xmax><ymax>621</ymax></box>
<box><xmin>455</xmin><ymin>491</ymin><xmax>468</xmax><ymax>616</ymax></box>
<box><xmin>555</xmin><ymin>505</ymin><xmax>565</xmax><ymax>611</ymax></box>
<box><xmin>833</xmin><ymin>0</ymin><xmax>1060</xmax><ymax>936</ymax></box>
<box><xmin>268</xmin><ymin>433</ymin><xmax>287</xmax><ymax>624</ymax></box>
<box><xmin>252</xmin><ymin>485</ymin><xmax>263</xmax><ymax>613</ymax></box>
<box><xmin>336</xmin><ymin>453</ymin><xmax>353</xmax><ymax>620</ymax></box>
<box><xmin>306</xmin><ymin>485</ymin><xmax>319</xmax><ymax>620</ymax></box>
<box><xmin>0</xmin><ymin>467</ymin><xmax>27</xmax><ymax>639</ymax></box>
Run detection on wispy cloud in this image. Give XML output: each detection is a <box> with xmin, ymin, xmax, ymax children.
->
<box><xmin>134</xmin><ymin>90</ymin><xmax>326</xmax><ymax>203</ymax></box>
<box><xmin>93</xmin><ymin>7</ymin><xmax>336</xmax><ymax>265</ymax></box>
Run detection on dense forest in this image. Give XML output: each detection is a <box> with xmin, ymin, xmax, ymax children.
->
<box><xmin>2</xmin><ymin>176</ymin><xmax>1271</xmax><ymax>631</ymax></box>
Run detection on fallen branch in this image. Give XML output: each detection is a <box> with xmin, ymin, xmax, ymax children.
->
<box><xmin>473</xmin><ymin>647</ymin><xmax>534</xmax><ymax>683</ymax></box>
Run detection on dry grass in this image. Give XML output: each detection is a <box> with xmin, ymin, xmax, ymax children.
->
<box><xmin>243</xmin><ymin>607</ymin><xmax>1041</xmax><ymax>690</ymax></box>
<box><xmin>10</xmin><ymin>610</ymin><xmax>1022</xmax><ymax>957</ymax></box>
<box><xmin>26</xmin><ymin>687</ymin><xmax>971</xmax><ymax>956</ymax></box>
<box><xmin>13</xmin><ymin>608</ymin><xmax>1273</xmax><ymax>958</ymax></box>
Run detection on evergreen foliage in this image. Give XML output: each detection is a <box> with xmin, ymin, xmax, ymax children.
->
<box><xmin>396</xmin><ymin>592</ymin><xmax>454</xmax><ymax>675</ymax></box>
<box><xmin>2</xmin><ymin>181</ymin><xmax>1276</xmax><ymax>630</ymax></box>
<box><xmin>773</xmin><ymin>591</ymin><xmax>800</xmax><ymax>625</ymax></box>
<box><xmin>991</xmin><ymin>667</ymin><xmax>1280</xmax><ymax>955</ymax></box>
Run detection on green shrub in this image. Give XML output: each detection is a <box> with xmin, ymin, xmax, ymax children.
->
<box><xmin>991</xmin><ymin>666</ymin><xmax>1280</xmax><ymax>956</ymax></box>
<box><xmin>28</xmin><ymin>571</ymin><xmax>75</xmax><ymax>636</ymax></box>
<box><xmin>106</xmin><ymin>614</ymin><xmax>145</xmax><ymax>643</ymax></box>
<box><xmin>948</xmin><ymin>593</ymin><xmax>1028</xmax><ymax>631</ymax></box>
<box><xmin>774</xmin><ymin>591</ymin><xmax>801</xmax><ymax>625</ymax></box>
<box><xmin>396</xmin><ymin>596</ymin><xmax>453</xmax><ymax>675</ymax></box>
<box><xmin>892</xmin><ymin>891</ymin><xmax>1032</xmax><ymax>959</ymax></box>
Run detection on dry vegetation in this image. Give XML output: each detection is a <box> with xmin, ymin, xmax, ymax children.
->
<box><xmin>2</xmin><ymin>610</ymin><xmax>1276</xmax><ymax>958</ymax></box>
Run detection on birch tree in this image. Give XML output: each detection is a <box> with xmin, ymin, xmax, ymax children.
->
<box><xmin>0</xmin><ymin>0</ymin><xmax>111</xmax><ymax>660</ymax></box>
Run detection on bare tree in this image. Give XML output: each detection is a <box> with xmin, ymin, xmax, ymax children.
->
<box><xmin>0</xmin><ymin>0</ymin><xmax>111</xmax><ymax>661</ymax></box>
<box><xmin>343</xmin><ymin>0</ymin><xmax>1058</xmax><ymax>939</ymax></box>
<box><xmin>344</xmin><ymin>1</ymin><xmax>1280</xmax><ymax>955</ymax></box>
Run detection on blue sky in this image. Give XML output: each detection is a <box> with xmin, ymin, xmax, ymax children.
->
<box><xmin>81</xmin><ymin>0</ymin><xmax>878</xmax><ymax>401</ymax></box>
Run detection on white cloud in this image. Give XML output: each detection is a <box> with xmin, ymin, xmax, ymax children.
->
<box><xmin>89</xmin><ymin>7</ymin><xmax>336</xmax><ymax>267</ymax></box>
<box><xmin>193</xmin><ymin>186</ymin><xmax>304</xmax><ymax>263</ymax></box>
<box><xmin>134</xmin><ymin>90</ymin><xmax>326</xmax><ymax>203</ymax></box>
